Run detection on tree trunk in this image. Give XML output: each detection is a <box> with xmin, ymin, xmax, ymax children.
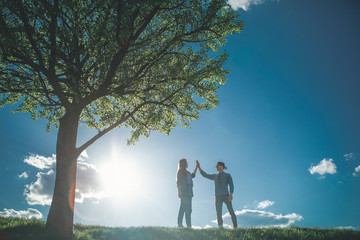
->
<box><xmin>46</xmin><ymin>110</ymin><xmax>81</xmax><ymax>239</ymax></box>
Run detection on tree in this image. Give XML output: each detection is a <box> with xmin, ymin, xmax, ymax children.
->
<box><xmin>0</xmin><ymin>0</ymin><xmax>242</xmax><ymax>238</ymax></box>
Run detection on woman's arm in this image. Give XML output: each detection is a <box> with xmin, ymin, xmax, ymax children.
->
<box><xmin>192</xmin><ymin>163</ymin><xmax>198</xmax><ymax>177</ymax></box>
<box><xmin>177</xmin><ymin>171</ymin><xmax>187</xmax><ymax>197</ymax></box>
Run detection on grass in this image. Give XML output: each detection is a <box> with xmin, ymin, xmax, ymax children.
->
<box><xmin>1</xmin><ymin>217</ymin><xmax>360</xmax><ymax>240</ymax></box>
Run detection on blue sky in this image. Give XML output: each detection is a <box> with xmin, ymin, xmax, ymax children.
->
<box><xmin>1</xmin><ymin>0</ymin><xmax>360</xmax><ymax>230</ymax></box>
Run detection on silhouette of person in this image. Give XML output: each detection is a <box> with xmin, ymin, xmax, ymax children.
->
<box><xmin>196</xmin><ymin>160</ymin><xmax>237</xmax><ymax>228</ymax></box>
<box><xmin>176</xmin><ymin>158</ymin><xmax>198</xmax><ymax>228</ymax></box>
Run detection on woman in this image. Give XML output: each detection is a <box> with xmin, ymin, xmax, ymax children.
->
<box><xmin>176</xmin><ymin>158</ymin><xmax>197</xmax><ymax>228</ymax></box>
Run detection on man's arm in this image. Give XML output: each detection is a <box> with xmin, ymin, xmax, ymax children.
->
<box><xmin>228</xmin><ymin>174</ymin><xmax>234</xmax><ymax>193</ymax></box>
<box><xmin>200</xmin><ymin>169</ymin><xmax>214</xmax><ymax>180</ymax></box>
<box><xmin>196</xmin><ymin>160</ymin><xmax>214</xmax><ymax>180</ymax></box>
<box><xmin>228</xmin><ymin>174</ymin><xmax>234</xmax><ymax>201</ymax></box>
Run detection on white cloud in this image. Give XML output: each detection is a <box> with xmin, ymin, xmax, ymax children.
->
<box><xmin>25</xmin><ymin>170</ymin><xmax>55</xmax><ymax>205</ymax></box>
<box><xmin>334</xmin><ymin>226</ymin><xmax>358</xmax><ymax>230</ymax></box>
<box><xmin>23</xmin><ymin>151</ymin><xmax>106</xmax><ymax>205</ymax></box>
<box><xmin>353</xmin><ymin>165</ymin><xmax>360</xmax><ymax>177</ymax></box>
<box><xmin>0</xmin><ymin>208</ymin><xmax>43</xmax><ymax>219</ymax></box>
<box><xmin>79</xmin><ymin>150</ymin><xmax>89</xmax><ymax>159</ymax></box>
<box><xmin>216</xmin><ymin>209</ymin><xmax>303</xmax><ymax>228</ymax></box>
<box><xmin>308</xmin><ymin>158</ymin><xmax>337</xmax><ymax>177</ymax></box>
<box><xmin>74</xmin><ymin>160</ymin><xmax>104</xmax><ymax>203</ymax></box>
<box><xmin>24</xmin><ymin>154</ymin><xmax>56</xmax><ymax>170</ymax></box>
<box><xmin>192</xmin><ymin>226</ymin><xmax>202</xmax><ymax>230</ymax></box>
<box><xmin>18</xmin><ymin>171</ymin><xmax>29</xmax><ymax>178</ymax></box>
<box><xmin>228</xmin><ymin>0</ymin><xmax>265</xmax><ymax>11</ymax></box>
<box><xmin>257</xmin><ymin>200</ymin><xmax>275</xmax><ymax>209</ymax></box>
<box><xmin>344</xmin><ymin>153</ymin><xmax>355</xmax><ymax>161</ymax></box>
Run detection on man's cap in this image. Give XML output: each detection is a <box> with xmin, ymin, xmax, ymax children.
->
<box><xmin>216</xmin><ymin>161</ymin><xmax>227</xmax><ymax>170</ymax></box>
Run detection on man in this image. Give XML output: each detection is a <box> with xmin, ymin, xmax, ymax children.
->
<box><xmin>196</xmin><ymin>160</ymin><xmax>237</xmax><ymax>228</ymax></box>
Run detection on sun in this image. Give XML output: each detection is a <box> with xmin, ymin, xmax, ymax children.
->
<box><xmin>98</xmin><ymin>155</ymin><xmax>145</xmax><ymax>200</ymax></box>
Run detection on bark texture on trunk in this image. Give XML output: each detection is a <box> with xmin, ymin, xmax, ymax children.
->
<box><xmin>46</xmin><ymin>110</ymin><xmax>81</xmax><ymax>239</ymax></box>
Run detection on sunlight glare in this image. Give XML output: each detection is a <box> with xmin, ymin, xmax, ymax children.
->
<box><xmin>99</xmin><ymin>153</ymin><xmax>145</xmax><ymax>201</ymax></box>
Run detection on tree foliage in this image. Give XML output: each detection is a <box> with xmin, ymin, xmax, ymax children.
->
<box><xmin>1</xmin><ymin>1</ymin><xmax>243</xmax><ymax>238</ymax></box>
<box><xmin>1</xmin><ymin>0</ymin><xmax>242</xmax><ymax>148</ymax></box>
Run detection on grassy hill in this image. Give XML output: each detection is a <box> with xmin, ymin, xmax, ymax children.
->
<box><xmin>1</xmin><ymin>217</ymin><xmax>359</xmax><ymax>240</ymax></box>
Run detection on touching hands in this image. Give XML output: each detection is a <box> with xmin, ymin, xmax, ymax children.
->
<box><xmin>192</xmin><ymin>160</ymin><xmax>200</xmax><ymax>174</ymax></box>
<box><xmin>196</xmin><ymin>160</ymin><xmax>200</xmax><ymax>169</ymax></box>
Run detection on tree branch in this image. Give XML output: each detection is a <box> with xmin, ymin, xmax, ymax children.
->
<box><xmin>130</xmin><ymin>4</ymin><xmax>161</xmax><ymax>42</ymax></box>
<box><xmin>16</xmin><ymin>0</ymin><xmax>45</xmax><ymax>67</ymax></box>
<box><xmin>77</xmin><ymin>102</ymin><xmax>144</xmax><ymax>154</ymax></box>
<box><xmin>82</xmin><ymin>3</ymin><xmax>163</xmax><ymax>106</ymax></box>
<box><xmin>45</xmin><ymin>0</ymin><xmax>71</xmax><ymax>108</ymax></box>
<box><xmin>84</xmin><ymin>106</ymin><xmax>101</xmax><ymax>132</ymax></box>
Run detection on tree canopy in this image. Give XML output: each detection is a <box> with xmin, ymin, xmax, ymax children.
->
<box><xmin>1</xmin><ymin>0</ymin><xmax>242</xmax><ymax>148</ymax></box>
<box><xmin>1</xmin><ymin>0</ymin><xmax>242</xmax><ymax>237</ymax></box>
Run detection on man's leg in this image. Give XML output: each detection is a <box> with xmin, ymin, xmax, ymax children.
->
<box><xmin>224</xmin><ymin>197</ymin><xmax>237</xmax><ymax>228</ymax></box>
<box><xmin>215</xmin><ymin>196</ymin><xmax>224</xmax><ymax>227</ymax></box>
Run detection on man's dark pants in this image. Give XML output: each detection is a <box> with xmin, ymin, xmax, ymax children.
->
<box><xmin>215</xmin><ymin>195</ymin><xmax>237</xmax><ymax>227</ymax></box>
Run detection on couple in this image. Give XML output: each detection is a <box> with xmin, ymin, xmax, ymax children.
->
<box><xmin>176</xmin><ymin>158</ymin><xmax>238</xmax><ymax>228</ymax></box>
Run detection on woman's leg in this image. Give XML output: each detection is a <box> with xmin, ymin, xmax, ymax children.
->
<box><xmin>184</xmin><ymin>197</ymin><xmax>192</xmax><ymax>228</ymax></box>
<box><xmin>177</xmin><ymin>198</ymin><xmax>185</xmax><ymax>227</ymax></box>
